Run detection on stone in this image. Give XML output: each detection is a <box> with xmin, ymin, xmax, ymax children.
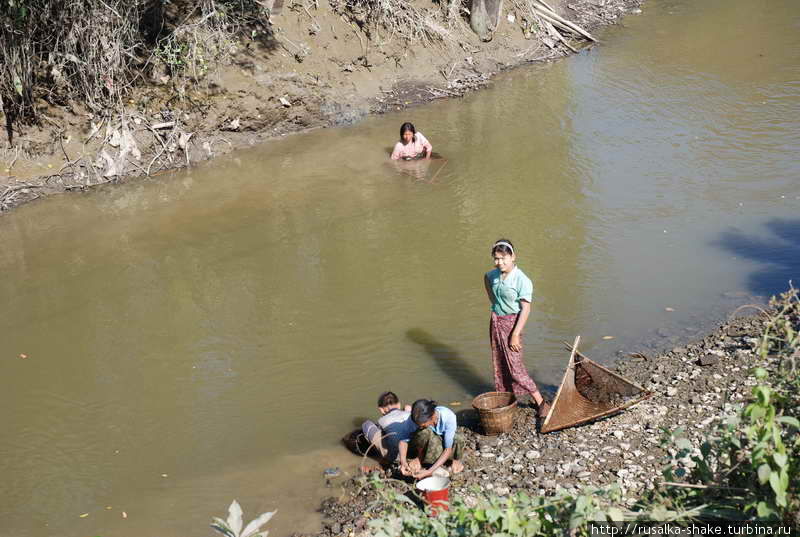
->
<box><xmin>699</xmin><ymin>354</ymin><xmax>720</xmax><ymax>366</ymax></box>
<box><xmin>481</xmin><ymin>452</ymin><xmax>496</xmax><ymax>458</ymax></box>
<box><xmin>543</xmin><ymin>479</ymin><xmax>557</xmax><ymax>489</ymax></box>
<box><xmin>577</xmin><ymin>471</ymin><xmax>592</xmax><ymax>479</ymax></box>
<box><xmin>512</xmin><ymin>464</ymin><xmax>524</xmax><ymax>473</ymax></box>
<box><xmin>525</xmin><ymin>450</ymin><xmax>541</xmax><ymax>460</ymax></box>
<box><xmin>479</xmin><ymin>437</ymin><xmax>499</xmax><ymax>449</ymax></box>
<box><xmin>469</xmin><ymin>0</ymin><xmax>502</xmax><ymax>41</ymax></box>
<box><xmin>495</xmin><ymin>485</ymin><xmax>510</xmax><ymax>496</ymax></box>
<box><xmin>666</xmin><ymin>387</ymin><xmax>678</xmax><ymax>397</ymax></box>
<box><xmin>613</xmin><ymin>430</ymin><xmax>625</xmax><ymax>440</ymax></box>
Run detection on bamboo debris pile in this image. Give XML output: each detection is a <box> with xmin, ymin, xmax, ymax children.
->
<box><xmin>512</xmin><ymin>0</ymin><xmax>596</xmax><ymax>53</ymax></box>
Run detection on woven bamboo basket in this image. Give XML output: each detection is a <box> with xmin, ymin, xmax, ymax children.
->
<box><xmin>472</xmin><ymin>391</ymin><xmax>517</xmax><ymax>435</ymax></box>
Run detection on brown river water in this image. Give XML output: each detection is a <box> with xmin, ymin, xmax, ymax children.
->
<box><xmin>1</xmin><ymin>0</ymin><xmax>799</xmax><ymax>535</ymax></box>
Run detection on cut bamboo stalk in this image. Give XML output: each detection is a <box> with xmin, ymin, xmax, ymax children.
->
<box><xmin>535</xmin><ymin>10</ymin><xmax>584</xmax><ymax>39</ymax></box>
<box><xmin>535</xmin><ymin>0</ymin><xmax>557</xmax><ymax>13</ymax></box>
<box><xmin>542</xmin><ymin>19</ymin><xmax>578</xmax><ymax>53</ymax></box>
<box><xmin>533</xmin><ymin>1</ymin><xmax>596</xmax><ymax>41</ymax></box>
<box><xmin>536</xmin><ymin>7</ymin><xmax>595</xmax><ymax>42</ymax></box>
<box><xmin>536</xmin><ymin>12</ymin><xmax>576</xmax><ymax>41</ymax></box>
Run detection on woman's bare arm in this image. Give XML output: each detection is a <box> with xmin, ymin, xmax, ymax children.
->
<box><xmin>509</xmin><ymin>300</ymin><xmax>531</xmax><ymax>352</ymax></box>
<box><xmin>484</xmin><ymin>274</ymin><xmax>494</xmax><ymax>305</ymax></box>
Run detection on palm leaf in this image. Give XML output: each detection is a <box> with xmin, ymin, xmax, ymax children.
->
<box><xmin>227</xmin><ymin>500</ymin><xmax>244</xmax><ymax>537</ymax></box>
<box><xmin>211</xmin><ymin>517</ymin><xmax>236</xmax><ymax>537</ymax></box>
<box><xmin>241</xmin><ymin>511</ymin><xmax>277</xmax><ymax>537</ymax></box>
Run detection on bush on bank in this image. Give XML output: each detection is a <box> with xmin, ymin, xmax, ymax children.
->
<box><xmin>0</xmin><ymin>0</ymin><xmax>271</xmax><ymax>131</ymax></box>
<box><xmin>365</xmin><ymin>288</ymin><xmax>800</xmax><ymax>536</ymax></box>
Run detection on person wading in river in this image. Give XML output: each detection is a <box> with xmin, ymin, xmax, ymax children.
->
<box><xmin>390</xmin><ymin>122</ymin><xmax>432</xmax><ymax>160</ymax></box>
<box><xmin>484</xmin><ymin>239</ymin><xmax>551</xmax><ymax>421</ymax></box>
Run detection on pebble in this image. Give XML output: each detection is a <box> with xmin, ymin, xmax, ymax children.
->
<box><xmin>666</xmin><ymin>387</ymin><xmax>678</xmax><ymax>397</ymax></box>
<box><xmin>699</xmin><ymin>354</ymin><xmax>720</xmax><ymax>366</ymax></box>
<box><xmin>613</xmin><ymin>431</ymin><xmax>625</xmax><ymax>440</ymax></box>
<box><xmin>525</xmin><ymin>450</ymin><xmax>541</xmax><ymax>460</ymax></box>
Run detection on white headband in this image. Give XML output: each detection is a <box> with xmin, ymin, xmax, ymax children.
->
<box><xmin>493</xmin><ymin>241</ymin><xmax>514</xmax><ymax>254</ymax></box>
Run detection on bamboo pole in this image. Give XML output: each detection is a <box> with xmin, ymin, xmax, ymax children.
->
<box><xmin>541</xmin><ymin>18</ymin><xmax>578</xmax><ymax>52</ymax></box>
<box><xmin>533</xmin><ymin>1</ymin><xmax>597</xmax><ymax>42</ymax></box>
<box><xmin>430</xmin><ymin>159</ymin><xmax>448</xmax><ymax>183</ymax></box>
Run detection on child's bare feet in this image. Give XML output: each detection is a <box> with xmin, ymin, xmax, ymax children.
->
<box><xmin>451</xmin><ymin>460</ymin><xmax>464</xmax><ymax>474</ymax></box>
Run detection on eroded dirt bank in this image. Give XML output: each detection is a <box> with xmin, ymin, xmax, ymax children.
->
<box><xmin>0</xmin><ymin>0</ymin><xmax>640</xmax><ymax>212</ymax></box>
<box><xmin>310</xmin><ymin>312</ymin><xmax>773</xmax><ymax>536</ymax></box>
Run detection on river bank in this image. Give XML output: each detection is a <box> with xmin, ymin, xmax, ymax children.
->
<box><xmin>309</xmin><ymin>308</ymin><xmax>783</xmax><ymax>536</ymax></box>
<box><xmin>0</xmin><ymin>0</ymin><xmax>640</xmax><ymax>213</ymax></box>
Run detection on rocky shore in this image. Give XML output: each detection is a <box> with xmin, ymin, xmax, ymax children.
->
<box><xmin>310</xmin><ymin>312</ymin><xmax>770</xmax><ymax>537</ymax></box>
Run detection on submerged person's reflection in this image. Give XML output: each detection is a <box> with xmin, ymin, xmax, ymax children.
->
<box><xmin>390</xmin><ymin>157</ymin><xmax>433</xmax><ymax>182</ymax></box>
<box><xmin>390</xmin><ymin>122</ymin><xmax>432</xmax><ymax>160</ymax></box>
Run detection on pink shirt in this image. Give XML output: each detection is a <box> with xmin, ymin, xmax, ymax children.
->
<box><xmin>391</xmin><ymin>132</ymin><xmax>432</xmax><ymax>160</ymax></box>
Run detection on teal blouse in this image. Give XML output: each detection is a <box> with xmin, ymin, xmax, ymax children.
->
<box><xmin>486</xmin><ymin>266</ymin><xmax>534</xmax><ymax>315</ymax></box>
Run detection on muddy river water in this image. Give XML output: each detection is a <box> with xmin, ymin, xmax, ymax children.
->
<box><xmin>1</xmin><ymin>0</ymin><xmax>799</xmax><ymax>535</ymax></box>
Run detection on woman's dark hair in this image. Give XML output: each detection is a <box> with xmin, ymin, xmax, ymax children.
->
<box><xmin>411</xmin><ymin>399</ymin><xmax>438</xmax><ymax>425</ymax></box>
<box><xmin>400</xmin><ymin>122</ymin><xmax>416</xmax><ymax>142</ymax></box>
<box><xmin>377</xmin><ymin>391</ymin><xmax>399</xmax><ymax>407</ymax></box>
<box><xmin>491</xmin><ymin>238</ymin><xmax>515</xmax><ymax>256</ymax></box>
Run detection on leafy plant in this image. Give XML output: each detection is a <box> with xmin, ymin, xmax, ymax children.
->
<box><xmin>211</xmin><ymin>500</ymin><xmax>276</xmax><ymax>537</ymax></box>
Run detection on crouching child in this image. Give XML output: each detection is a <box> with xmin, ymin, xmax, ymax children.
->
<box><xmin>401</xmin><ymin>399</ymin><xmax>465</xmax><ymax>479</ymax></box>
<box><xmin>360</xmin><ymin>391</ymin><xmax>416</xmax><ymax>465</ymax></box>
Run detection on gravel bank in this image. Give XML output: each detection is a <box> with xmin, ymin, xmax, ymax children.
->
<box><xmin>310</xmin><ymin>313</ymin><xmax>769</xmax><ymax>537</ymax></box>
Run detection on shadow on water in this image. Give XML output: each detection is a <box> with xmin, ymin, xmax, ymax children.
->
<box><xmin>406</xmin><ymin>328</ymin><xmax>559</xmax><ymax>401</ymax></box>
<box><xmin>406</xmin><ymin>328</ymin><xmax>494</xmax><ymax>396</ymax></box>
<box><xmin>714</xmin><ymin>218</ymin><xmax>800</xmax><ymax>297</ymax></box>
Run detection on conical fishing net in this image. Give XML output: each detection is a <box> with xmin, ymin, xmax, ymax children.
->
<box><xmin>540</xmin><ymin>339</ymin><xmax>652</xmax><ymax>433</ymax></box>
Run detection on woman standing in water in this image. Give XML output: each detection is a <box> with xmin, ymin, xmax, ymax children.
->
<box><xmin>484</xmin><ymin>239</ymin><xmax>551</xmax><ymax>420</ymax></box>
<box><xmin>390</xmin><ymin>122</ymin><xmax>432</xmax><ymax>160</ymax></box>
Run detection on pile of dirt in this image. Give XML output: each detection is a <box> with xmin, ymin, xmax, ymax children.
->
<box><xmin>308</xmin><ymin>313</ymin><xmax>770</xmax><ymax>537</ymax></box>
